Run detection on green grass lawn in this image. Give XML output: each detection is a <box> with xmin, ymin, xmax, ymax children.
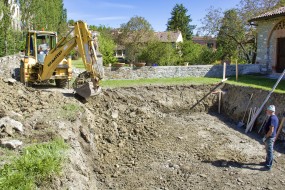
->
<box><xmin>100</xmin><ymin>75</ymin><xmax>285</xmax><ymax>93</ymax></box>
<box><xmin>101</xmin><ymin>77</ymin><xmax>221</xmax><ymax>88</ymax></box>
<box><xmin>71</xmin><ymin>60</ymin><xmax>285</xmax><ymax>93</ymax></box>
<box><xmin>226</xmin><ymin>75</ymin><xmax>285</xmax><ymax>93</ymax></box>
<box><xmin>72</xmin><ymin>59</ymin><xmax>85</xmax><ymax>69</ymax></box>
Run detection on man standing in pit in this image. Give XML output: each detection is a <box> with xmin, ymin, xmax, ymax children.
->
<box><xmin>262</xmin><ymin>105</ymin><xmax>279</xmax><ymax>170</ymax></box>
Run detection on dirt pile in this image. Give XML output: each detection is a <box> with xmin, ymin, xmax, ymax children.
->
<box><xmin>1</xmin><ymin>60</ymin><xmax>285</xmax><ymax>189</ymax></box>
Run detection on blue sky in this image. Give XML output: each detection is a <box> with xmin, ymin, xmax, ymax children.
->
<box><xmin>63</xmin><ymin>0</ymin><xmax>240</xmax><ymax>32</ymax></box>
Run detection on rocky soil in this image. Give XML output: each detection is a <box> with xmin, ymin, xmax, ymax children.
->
<box><xmin>1</xmin><ymin>59</ymin><xmax>285</xmax><ymax>190</ymax></box>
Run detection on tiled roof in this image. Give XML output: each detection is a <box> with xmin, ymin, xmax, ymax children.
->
<box><xmin>154</xmin><ymin>31</ymin><xmax>181</xmax><ymax>42</ymax></box>
<box><xmin>249</xmin><ymin>6</ymin><xmax>285</xmax><ymax>22</ymax></box>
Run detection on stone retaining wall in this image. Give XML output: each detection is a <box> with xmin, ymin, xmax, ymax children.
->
<box><xmin>0</xmin><ymin>55</ymin><xmax>20</xmax><ymax>78</ymax></box>
<box><xmin>104</xmin><ymin>64</ymin><xmax>261</xmax><ymax>80</ymax></box>
<box><xmin>0</xmin><ymin>55</ymin><xmax>20</xmax><ymax>65</ymax></box>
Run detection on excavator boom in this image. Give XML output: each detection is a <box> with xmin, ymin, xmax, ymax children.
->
<box><xmin>21</xmin><ymin>20</ymin><xmax>104</xmax><ymax>99</ymax></box>
<box><xmin>44</xmin><ymin>21</ymin><xmax>104</xmax><ymax>98</ymax></box>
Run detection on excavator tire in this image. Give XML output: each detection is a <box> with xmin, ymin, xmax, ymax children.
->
<box><xmin>55</xmin><ymin>79</ymin><xmax>67</xmax><ymax>88</ymax></box>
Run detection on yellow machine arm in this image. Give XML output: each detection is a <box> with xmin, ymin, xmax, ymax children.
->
<box><xmin>40</xmin><ymin>21</ymin><xmax>104</xmax><ymax>98</ymax></box>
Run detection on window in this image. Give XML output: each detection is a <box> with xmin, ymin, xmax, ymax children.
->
<box><xmin>207</xmin><ymin>43</ymin><xmax>214</xmax><ymax>49</ymax></box>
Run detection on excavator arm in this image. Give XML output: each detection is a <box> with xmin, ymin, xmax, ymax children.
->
<box><xmin>40</xmin><ymin>21</ymin><xmax>104</xmax><ymax>98</ymax></box>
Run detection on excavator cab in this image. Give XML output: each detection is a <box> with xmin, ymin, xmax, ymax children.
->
<box><xmin>21</xmin><ymin>31</ymin><xmax>72</xmax><ymax>87</ymax></box>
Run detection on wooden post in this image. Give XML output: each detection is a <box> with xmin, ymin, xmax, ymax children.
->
<box><xmin>218</xmin><ymin>91</ymin><xmax>222</xmax><ymax>114</ymax></box>
<box><xmin>246</xmin><ymin>108</ymin><xmax>252</xmax><ymax>128</ymax></box>
<box><xmin>236</xmin><ymin>60</ymin><xmax>238</xmax><ymax>81</ymax></box>
<box><xmin>249</xmin><ymin>107</ymin><xmax>257</xmax><ymax>132</ymax></box>
<box><xmin>258</xmin><ymin>116</ymin><xmax>268</xmax><ymax>134</ymax></box>
<box><xmin>222</xmin><ymin>62</ymin><xmax>227</xmax><ymax>82</ymax></box>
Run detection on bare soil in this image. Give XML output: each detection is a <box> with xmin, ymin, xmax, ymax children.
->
<box><xmin>1</xmin><ymin>62</ymin><xmax>285</xmax><ymax>190</ymax></box>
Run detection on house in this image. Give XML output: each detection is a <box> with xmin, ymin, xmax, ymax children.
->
<box><xmin>114</xmin><ymin>30</ymin><xmax>183</xmax><ymax>59</ymax></box>
<box><xmin>192</xmin><ymin>36</ymin><xmax>217</xmax><ymax>49</ymax></box>
<box><xmin>249</xmin><ymin>6</ymin><xmax>285</xmax><ymax>73</ymax></box>
<box><xmin>155</xmin><ymin>31</ymin><xmax>183</xmax><ymax>45</ymax></box>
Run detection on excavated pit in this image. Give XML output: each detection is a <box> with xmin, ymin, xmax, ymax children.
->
<box><xmin>1</xmin><ymin>66</ymin><xmax>285</xmax><ymax>189</ymax></box>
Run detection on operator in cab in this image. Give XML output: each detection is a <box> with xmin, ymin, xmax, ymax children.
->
<box><xmin>38</xmin><ymin>38</ymin><xmax>50</xmax><ymax>54</ymax></box>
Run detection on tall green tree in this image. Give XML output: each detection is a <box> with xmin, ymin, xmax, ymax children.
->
<box><xmin>217</xmin><ymin>9</ymin><xmax>248</xmax><ymax>61</ymax></box>
<box><xmin>0</xmin><ymin>0</ymin><xmax>17</xmax><ymax>57</ymax></box>
<box><xmin>166</xmin><ymin>4</ymin><xmax>194</xmax><ymax>40</ymax></box>
<box><xmin>94</xmin><ymin>26</ymin><xmax>117</xmax><ymax>65</ymax></box>
<box><xmin>118</xmin><ymin>16</ymin><xmax>155</xmax><ymax>63</ymax></box>
<box><xmin>201</xmin><ymin>6</ymin><xmax>254</xmax><ymax>63</ymax></box>
<box><xmin>19</xmin><ymin>0</ymin><xmax>67</xmax><ymax>34</ymax></box>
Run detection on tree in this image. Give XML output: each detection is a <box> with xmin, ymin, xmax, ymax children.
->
<box><xmin>0</xmin><ymin>0</ymin><xmax>18</xmax><ymax>57</ymax></box>
<box><xmin>118</xmin><ymin>16</ymin><xmax>155</xmax><ymax>63</ymax></box>
<box><xmin>200</xmin><ymin>7</ymin><xmax>254</xmax><ymax>63</ymax></box>
<box><xmin>276</xmin><ymin>0</ymin><xmax>285</xmax><ymax>7</ymax></box>
<box><xmin>19</xmin><ymin>0</ymin><xmax>67</xmax><ymax>34</ymax></box>
<box><xmin>166</xmin><ymin>4</ymin><xmax>194</xmax><ymax>40</ymax></box>
<box><xmin>217</xmin><ymin>9</ymin><xmax>247</xmax><ymax>61</ymax></box>
<box><xmin>68</xmin><ymin>19</ymin><xmax>75</xmax><ymax>26</ymax></box>
<box><xmin>139</xmin><ymin>41</ymin><xmax>180</xmax><ymax>65</ymax></box>
<box><xmin>200</xmin><ymin>6</ymin><xmax>223</xmax><ymax>37</ymax></box>
<box><xmin>238</xmin><ymin>0</ymin><xmax>280</xmax><ymax>25</ymax></box>
<box><xmin>179</xmin><ymin>41</ymin><xmax>203</xmax><ymax>64</ymax></box>
<box><xmin>179</xmin><ymin>41</ymin><xmax>220</xmax><ymax>64</ymax></box>
<box><xmin>95</xmin><ymin>26</ymin><xmax>117</xmax><ymax>65</ymax></box>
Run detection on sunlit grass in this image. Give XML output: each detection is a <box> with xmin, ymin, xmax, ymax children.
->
<box><xmin>0</xmin><ymin>139</ymin><xmax>68</xmax><ymax>189</ymax></box>
<box><xmin>71</xmin><ymin>61</ymin><xmax>285</xmax><ymax>93</ymax></box>
<box><xmin>100</xmin><ymin>75</ymin><xmax>285</xmax><ymax>93</ymax></box>
<box><xmin>72</xmin><ymin>59</ymin><xmax>84</xmax><ymax>69</ymax></box>
<box><xmin>101</xmin><ymin>77</ymin><xmax>221</xmax><ymax>88</ymax></box>
<box><xmin>226</xmin><ymin>75</ymin><xmax>285</xmax><ymax>93</ymax></box>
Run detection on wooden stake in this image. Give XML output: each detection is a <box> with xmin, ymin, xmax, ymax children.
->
<box><xmin>222</xmin><ymin>62</ymin><xmax>227</xmax><ymax>82</ymax></box>
<box><xmin>249</xmin><ymin>107</ymin><xmax>257</xmax><ymax>132</ymax></box>
<box><xmin>246</xmin><ymin>108</ymin><xmax>252</xmax><ymax>128</ymax></box>
<box><xmin>236</xmin><ymin>59</ymin><xmax>238</xmax><ymax>81</ymax></box>
<box><xmin>218</xmin><ymin>91</ymin><xmax>222</xmax><ymax>114</ymax></box>
<box><xmin>258</xmin><ymin>116</ymin><xmax>268</xmax><ymax>134</ymax></box>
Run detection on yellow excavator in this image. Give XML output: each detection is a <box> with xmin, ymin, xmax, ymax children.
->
<box><xmin>20</xmin><ymin>21</ymin><xmax>104</xmax><ymax>98</ymax></box>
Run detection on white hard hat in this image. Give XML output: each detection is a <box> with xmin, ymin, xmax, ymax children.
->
<box><xmin>267</xmin><ymin>105</ymin><xmax>275</xmax><ymax>112</ymax></box>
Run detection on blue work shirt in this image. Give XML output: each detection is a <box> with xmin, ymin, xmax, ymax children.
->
<box><xmin>264</xmin><ymin>115</ymin><xmax>279</xmax><ymax>138</ymax></box>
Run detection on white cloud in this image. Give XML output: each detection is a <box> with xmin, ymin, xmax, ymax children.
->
<box><xmin>95</xmin><ymin>16</ymin><xmax>128</xmax><ymax>21</ymax></box>
<box><xmin>101</xmin><ymin>2</ymin><xmax>135</xmax><ymax>9</ymax></box>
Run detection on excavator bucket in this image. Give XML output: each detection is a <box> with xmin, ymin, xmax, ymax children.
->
<box><xmin>74</xmin><ymin>81</ymin><xmax>101</xmax><ymax>99</ymax></box>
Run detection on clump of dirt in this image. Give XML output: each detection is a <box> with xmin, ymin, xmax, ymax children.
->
<box><xmin>1</xmin><ymin>61</ymin><xmax>285</xmax><ymax>189</ymax></box>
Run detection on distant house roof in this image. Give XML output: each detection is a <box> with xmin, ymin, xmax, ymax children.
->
<box><xmin>249</xmin><ymin>6</ymin><xmax>285</xmax><ymax>22</ymax></box>
<box><xmin>192</xmin><ymin>36</ymin><xmax>217</xmax><ymax>49</ymax></box>
<box><xmin>154</xmin><ymin>31</ymin><xmax>183</xmax><ymax>43</ymax></box>
<box><xmin>192</xmin><ymin>36</ymin><xmax>216</xmax><ymax>42</ymax></box>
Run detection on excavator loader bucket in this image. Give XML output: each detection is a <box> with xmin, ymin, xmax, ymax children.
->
<box><xmin>74</xmin><ymin>81</ymin><xmax>101</xmax><ymax>99</ymax></box>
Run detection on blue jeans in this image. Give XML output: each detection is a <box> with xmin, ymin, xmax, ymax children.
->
<box><xmin>265</xmin><ymin>137</ymin><xmax>274</xmax><ymax>168</ymax></box>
